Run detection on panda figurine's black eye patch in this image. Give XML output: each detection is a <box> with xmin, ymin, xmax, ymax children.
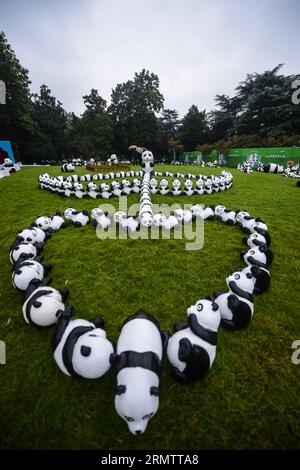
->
<box><xmin>80</xmin><ymin>345</ymin><xmax>91</xmax><ymax>356</ymax></box>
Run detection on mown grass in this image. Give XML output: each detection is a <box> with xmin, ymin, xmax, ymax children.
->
<box><xmin>0</xmin><ymin>165</ymin><xmax>299</xmax><ymax>450</ymax></box>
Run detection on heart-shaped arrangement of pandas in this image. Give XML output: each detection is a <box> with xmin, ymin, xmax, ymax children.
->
<box><xmin>10</xmin><ymin>149</ymin><xmax>273</xmax><ymax>435</ymax></box>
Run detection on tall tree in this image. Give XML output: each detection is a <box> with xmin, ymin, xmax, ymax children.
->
<box><xmin>0</xmin><ymin>31</ymin><xmax>36</xmax><ymax>161</ymax></box>
<box><xmin>180</xmin><ymin>105</ymin><xmax>209</xmax><ymax>151</ymax></box>
<box><xmin>68</xmin><ymin>89</ymin><xmax>113</xmax><ymax>158</ymax></box>
<box><xmin>109</xmin><ymin>69</ymin><xmax>164</xmax><ymax>155</ymax></box>
<box><xmin>234</xmin><ymin>65</ymin><xmax>300</xmax><ymax>137</ymax></box>
<box><xmin>31</xmin><ymin>84</ymin><xmax>67</xmax><ymax>160</ymax></box>
<box><xmin>83</xmin><ymin>88</ymin><xmax>107</xmax><ymax>113</ymax></box>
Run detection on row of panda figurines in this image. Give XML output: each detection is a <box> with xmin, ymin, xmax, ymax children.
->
<box><xmin>39</xmin><ymin>173</ymin><xmax>233</xmax><ymax>199</ymax></box>
<box><xmin>9</xmin><ymin>206</ymin><xmax>273</xmax><ymax>435</ymax></box>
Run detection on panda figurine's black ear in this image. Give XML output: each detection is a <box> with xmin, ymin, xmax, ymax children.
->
<box><xmin>150</xmin><ymin>386</ymin><xmax>159</xmax><ymax>397</ymax></box>
<box><xmin>115</xmin><ymin>384</ymin><xmax>126</xmax><ymax>395</ymax></box>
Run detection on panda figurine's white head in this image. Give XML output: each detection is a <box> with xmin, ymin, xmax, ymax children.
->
<box><xmin>226</xmin><ymin>270</ymin><xmax>255</xmax><ymax>295</ymax></box>
<box><xmin>187</xmin><ymin>298</ymin><xmax>220</xmax><ymax>332</ymax></box>
<box><xmin>142</xmin><ymin>150</ymin><xmax>153</xmax><ymax>164</ymax></box>
<box><xmin>72</xmin><ymin>328</ymin><xmax>114</xmax><ymax>379</ymax></box>
<box><xmin>35</xmin><ymin>216</ymin><xmax>52</xmax><ymax>231</ymax></box>
<box><xmin>115</xmin><ymin>369</ymin><xmax>159</xmax><ymax>435</ymax></box>
<box><xmin>64</xmin><ymin>208</ymin><xmax>75</xmax><ymax>219</ymax></box>
<box><xmin>152</xmin><ymin>213</ymin><xmax>167</xmax><ymax>227</ymax></box>
<box><xmin>241</xmin><ymin>245</ymin><xmax>273</xmax><ymax>268</ymax></box>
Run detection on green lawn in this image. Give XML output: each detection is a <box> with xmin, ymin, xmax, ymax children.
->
<box><xmin>0</xmin><ymin>165</ymin><xmax>299</xmax><ymax>450</ymax></box>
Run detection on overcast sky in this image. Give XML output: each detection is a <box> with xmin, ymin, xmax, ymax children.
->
<box><xmin>0</xmin><ymin>0</ymin><xmax>299</xmax><ymax>117</ymax></box>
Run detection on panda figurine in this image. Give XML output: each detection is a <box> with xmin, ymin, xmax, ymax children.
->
<box><xmin>183</xmin><ymin>179</ymin><xmax>194</xmax><ymax>197</ymax></box>
<box><xmin>141</xmin><ymin>150</ymin><xmax>154</xmax><ymax>174</ymax></box>
<box><xmin>174</xmin><ymin>208</ymin><xmax>192</xmax><ymax>224</ymax></box>
<box><xmin>53</xmin><ymin>306</ymin><xmax>114</xmax><ymax>379</ymax></box>
<box><xmin>214</xmin><ymin>205</ymin><xmax>226</xmax><ymax>220</ymax></box>
<box><xmin>191</xmin><ymin>205</ymin><xmax>204</xmax><ymax>220</ymax></box>
<box><xmin>91</xmin><ymin>208</ymin><xmax>111</xmax><ymax>230</ymax></box>
<box><xmin>167</xmin><ymin>299</ymin><xmax>220</xmax><ymax>384</ymax></box>
<box><xmin>152</xmin><ymin>213</ymin><xmax>167</xmax><ymax>228</ymax></box>
<box><xmin>149</xmin><ymin>178</ymin><xmax>158</xmax><ymax>194</ymax></box>
<box><xmin>63</xmin><ymin>181</ymin><xmax>74</xmax><ymax>197</ymax></box>
<box><xmin>121</xmin><ymin>180</ymin><xmax>131</xmax><ymax>196</ymax></box>
<box><xmin>240</xmin><ymin>245</ymin><xmax>273</xmax><ymax>269</ymax></box>
<box><xmin>12</xmin><ymin>256</ymin><xmax>52</xmax><ymax>291</ymax></box>
<box><xmin>159</xmin><ymin>179</ymin><xmax>169</xmax><ymax>196</ymax></box>
<box><xmin>240</xmin><ymin>265</ymin><xmax>270</xmax><ymax>294</ymax></box>
<box><xmin>201</xmin><ymin>206</ymin><xmax>215</xmax><ymax>220</ymax></box>
<box><xmin>9</xmin><ymin>240</ymin><xmax>38</xmax><ymax>264</ymax></box>
<box><xmin>35</xmin><ymin>216</ymin><xmax>52</xmax><ymax>231</ymax></box>
<box><xmin>220</xmin><ymin>209</ymin><xmax>237</xmax><ymax>225</ymax></box>
<box><xmin>64</xmin><ymin>208</ymin><xmax>90</xmax><ymax>227</ymax></box>
<box><xmin>87</xmin><ymin>182</ymin><xmax>99</xmax><ymax>199</ymax></box>
<box><xmin>50</xmin><ymin>212</ymin><xmax>68</xmax><ymax>231</ymax></box>
<box><xmin>205</xmin><ymin>179</ymin><xmax>213</xmax><ymax>194</ymax></box>
<box><xmin>111</xmin><ymin>181</ymin><xmax>123</xmax><ymax>197</ymax></box>
<box><xmin>132</xmin><ymin>179</ymin><xmax>141</xmax><ymax>194</ymax></box>
<box><xmin>162</xmin><ymin>215</ymin><xmax>179</xmax><ymax>231</ymax></box>
<box><xmin>195</xmin><ymin>178</ymin><xmax>204</xmax><ymax>195</ymax></box>
<box><xmin>212</xmin><ymin>269</ymin><xmax>255</xmax><ymax>330</ymax></box>
<box><xmin>242</xmin><ymin>231</ymin><xmax>271</xmax><ymax>248</ymax></box>
<box><xmin>22</xmin><ymin>278</ymin><xmax>69</xmax><ymax>327</ymax></box>
<box><xmin>99</xmin><ymin>183</ymin><xmax>112</xmax><ymax>199</ymax></box>
<box><xmin>113</xmin><ymin>310</ymin><xmax>167</xmax><ymax>435</ymax></box>
<box><xmin>171</xmin><ymin>179</ymin><xmax>181</xmax><ymax>196</ymax></box>
<box><xmin>17</xmin><ymin>228</ymin><xmax>39</xmax><ymax>246</ymax></box>
<box><xmin>61</xmin><ymin>163</ymin><xmax>74</xmax><ymax>173</ymax></box>
<box><xmin>73</xmin><ymin>182</ymin><xmax>85</xmax><ymax>199</ymax></box>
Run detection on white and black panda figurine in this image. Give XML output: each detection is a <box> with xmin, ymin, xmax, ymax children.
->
<box><xmin>171</xmin><ymin>179</ymin><xmax>181</xmax><ymax>196</ymax></box>
<box><xmin>35</xmin><ymin>216</ymin><xmax>52</xmax><ymax>231</ymax></box>
<box><xmin>159</xmin><ymin>179</ymin><xmax>169</xmax><ymax>196</ymax></box>
<box><xmin>220</xmin><ymin>209</ymin><xmax>237</xmax><ymax>225</ymax></box>
<box><xmin>162</xmin><ymin>215</ymin><xmax>179</xmax><ymax>231</ymax></box>
<box><xmin>9</xmin><ymin>240</ymin><xmax>38</xmax><ymax>264</ymax></box>
<box><xmin>121</xmin><ymin>180</ymin><xmax>131</xmax><ymax>196</ymax></box>
<box><xmin>205</xmin><ymin>178</ymin><xmax>213</xmax><ymax>194</ymax></box>
<box><xmin>195</xmin><ymin>178</ymin><xmax>204</xmax><ymax>195</ymax></box>
<box><xmin>240</xmin><ymin>265</ymin><xmax>271</xmax><ymax>294</ymax></box>
<box><xmin>149</xmin><ymin>178</ymin><xmax>158</xmax><ymax>194</ymax></box>
<box><xmin>64</xmin><ymin>208</ymin><xmax>90</xmax><ymax>227</ymax></box>
<box><xmin>167</xmin><ymin>299</ymin><xmax>220</xmax><ymax>384</ymax></box>
<box><xmin>183</xmin><ymin>179</ymin><xmax>194</xmax><ymax>196</ymax></box>
<box><xmin>211</xmin><ymin>269</ymin><xmax>256</xmax><ymax>330</ymax></box>
<box><xmin>61</xmin><ymin>163</ymin><xmax>75</xmax><ymax>173</ymax></box>
<box><xmin>141</xmin><ymin>150</ymin><xmax>154</xmax><ymax>174</ymax></box>
<box><xmin>201</xmin><ymin>206</ymin><xmax>215</xmax><ymax>220</ymax></box>
<box><xmin>111</xmin><ymin>181</ymin><xmax>123</xmax><ymax>197</ymax></box>
<box><xmin>240</xmin><ymin>245</ymin><xmax>273</xmax><ymax>269</ymax></box>
<box><xmin>113</xmin><ymin>310</ymin><xmax>168</xmax><ymax>435</ymax></box>
<box><xmin>91</xmin><ymin>208</ymin><xmax>111</xmax><ymax>230</ymax></box>
<box><xmin>87</xmin><ymin>182</ymin><xmax>99</xmax><ymax>199</ymax></box>
<box><xmin>263</xmin><ymin>163</ymin><xmax>283</xmax><ymax>174</ymax></box>
<box><xmin>22</xmin><ymin>278</ymin><xmax>69</xmax><ymax>327</ymax></box>
<box><xmin>53</xmin><ymin>306</ymin><xmax>114</xmax><ymax>379</ymax></box>
<box><xmin>242</xmin><ymin>231</ymin><xmax>271</xmax><ymax>248</ymax></box>
<box><xmin>174</xmin><ymin>208</ymin><xmax>192</xmax><ymax>224</ymax></box>
<box><xmin>12</xmin><ymin>256</ymin><xmax>52</xmax><ymax>291</ymax></box>
<box><xmin>100</xmin><ymin>183</ymin><xmax>112</xmax><ymax>199</ymax></box>
<box><xmin>50</xmin><ymin>212</ymin><xmax>68</xmax><ymax>231</ymax></box>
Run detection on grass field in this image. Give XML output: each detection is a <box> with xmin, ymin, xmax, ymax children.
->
<box><xmin>0</xmin><ymin>165</ymin><xmax>299</xmax><ymax>450</ymax></box>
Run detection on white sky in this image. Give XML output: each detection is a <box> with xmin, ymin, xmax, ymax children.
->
<box><xmin>0</xmin><ymin>0</ymin><xmax>299</xmax><ymax>117</ymax></box>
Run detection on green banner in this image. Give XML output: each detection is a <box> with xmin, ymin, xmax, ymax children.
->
<box><xmin>181</xmin><ymin>147</ymin><xmax>300</xmax><ymax>167</ymax></box>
